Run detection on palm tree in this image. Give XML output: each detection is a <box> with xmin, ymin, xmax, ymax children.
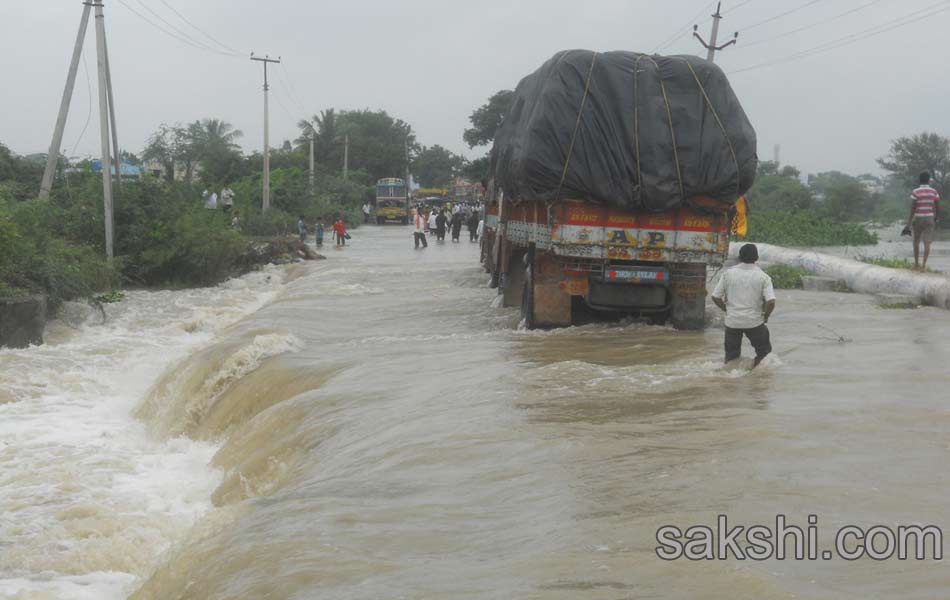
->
<box><xmin>296</xmin><ymin>109</ymin><xmax>339</xmax><ymax>164</ymax></box>
<box><xmin>195</xmin><ymin>118</ymin><xmax>242</xmax><ymax>153</ymax></box>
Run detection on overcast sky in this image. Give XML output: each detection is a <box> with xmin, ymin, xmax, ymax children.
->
<box><xmin>4</xmin><ymin>0</ymin><xmax>948</xmax><ymax>177</ymax></box>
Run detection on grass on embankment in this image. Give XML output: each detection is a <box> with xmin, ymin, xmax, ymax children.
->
<box><xmin>858</xmin><ymin>256</ymin><xmax>941</xmax><ymax>274</ymax></box>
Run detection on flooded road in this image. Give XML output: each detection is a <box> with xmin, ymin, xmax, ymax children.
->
<box><xmin>3</xmin><ymin>225</ymin><xmax>950</xmax><ymax>599</ymax></box>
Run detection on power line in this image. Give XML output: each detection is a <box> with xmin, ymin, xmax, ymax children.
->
<box><xmin>157</xmin><ymin>0</ymin><xmax>244</xmax><ymax>56</ymax></box>
<box><xmin>653</xmin><ymin>0</ymin><xmax>718</xmax><ymax>53</ymax></box>
<box><xmin>738</xmin><ymin>0</ymin><xmax>826</xmax><ymax>32</ymax></box>
<box><xmin>730</xmin><ymin>0</ymin><xmax>950</xmax><ymax>74</ymax></box>
<box><xmin>276</xmin><ymin>63</ymin><xmax>307</xmax><ymax>115</ymax></box>
<box><xmin>114</xmin><ymin>0</ymin><xmax>239</xmax><ymax>58</ymax></box>
<box><xmin>723</xmin><ymin>0</ymin><xmax>756</xmax><ymax>14</ymax></box>
<box><xmin>69</xmin><ymin>50</ymin><xmax>94</xmax><ymax>157</ymax></box>
<box><xmin>741</xmin><ymin>0</ymin><xmax>885</xmax><ymax>47</ymax></box>
<box><xmin>133</xmin><ymin>0</ymin><xmax>238</xmax><ymax>56</ymax></box>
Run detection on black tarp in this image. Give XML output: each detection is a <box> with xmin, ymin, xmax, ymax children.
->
<box><xmin>491</xmin><ymin>50</ymin><xmax>757</xmax><ymax>211</ymax></box>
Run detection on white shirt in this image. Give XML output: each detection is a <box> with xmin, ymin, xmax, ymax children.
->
<box><xmin>221</xmin><ymin>188</ymin><xmax>234</xmax><ymax>206</ymax></box>
<box><xmin>205</xmin><ymin>192</ymin><xmax>218</xmax><ymax>209</ymax></box>
<box><xmin>712</xmin><ymin>263</ymin><xmax>776</xmax><ymax>329</ymax></box>
<box><xmin>363</xmin><ymin>203</ymin><xmax>371</xmax><ymax>215</ymax></box>
<box><xmin>428</xmin><ymin>214</ymin><xmax>438</xmax><ymax>229</ymax></box>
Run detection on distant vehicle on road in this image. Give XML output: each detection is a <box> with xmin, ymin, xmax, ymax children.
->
<box><xmin>376</xmin><ymin>178</ymin><xmax>409</xmax><ymax>224</ymax></box>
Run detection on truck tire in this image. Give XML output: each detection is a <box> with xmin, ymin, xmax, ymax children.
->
<box><xmin>377</xmin><ymin>216</ymin><xmax>385</xmax><ymax>225</ymax></box>
<box><xmin>401</xmin><ymin>216</ymin><xmax>408</xmax><ymax>225</ymax></box>
<box><xmin>670</xmin><ymin>263</ymin><xmax>707</xmax><ymax>330</ymax></box>
<box><xmin>520</xmin><ymin>247</ymin><xmax>535</xmax><ymax>329</ymax></box>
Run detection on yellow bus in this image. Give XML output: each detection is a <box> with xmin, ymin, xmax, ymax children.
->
<box><xmin>375</xmin><ymin>178</ymin><xmax>408</xmax><ymax>224</ymax></box>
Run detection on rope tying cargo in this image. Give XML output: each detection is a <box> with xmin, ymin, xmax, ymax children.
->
<box><xmin>646</xmin><ymin>55</ymin><xmax>687</xmax><ymax>208</ymax></box>
<box><xmin>680</xmin><ymin>59</ymin><xmax>742</xmax><ymax>205</ymax></box>
<box><xmin>555</xmin><ymin>51</ymin><xmax>598</xmax><ymax>204</ymax></box>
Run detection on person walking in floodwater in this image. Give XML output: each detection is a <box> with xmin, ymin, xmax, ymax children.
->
<box><xmin>315</xmin><ymin>220</ymin><xmax>325</xmax><ymax>246</ymax></box>
<box><xmin>297</xmin><ymin>215</ymin><xmax>308</xmax><ymax>243</ymax></box>
<box><xmin>450</xmin><ymin>210</ymin><xmax>463</xmax><ymax>242</ymax></box>
<box><xmin>468</xmin><ymin>210</ymin><xmax>479</xmax><ymax>242</ymax></box>
<box><xmin>333</xmin><ymin>218</ymin><xmax>347</xmax><ymax>246</ymax></box>
<box><xmin>435</xmin><ymin>209</ymin><xmax>448</xmax><ymax>242</ymax></box>
<box><xmin>413</xmin><ymin>207</ymin><xmax>428</xmax><ymax>249</ymax></box>
<box><xmin>908</xmin><ymin>171</ymin><xmax>940</xmax><ymax>271</ymax></box>
<box><xmin>711</xmin><ymin>243</ymin><xmax>776</xmax><ymax>367</ymax></box>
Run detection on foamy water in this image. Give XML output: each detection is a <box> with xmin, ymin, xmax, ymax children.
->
<box><xmin>0</xmin><ymin>267</ymin><xmax>288</xmax><ymax>599</ymax></box>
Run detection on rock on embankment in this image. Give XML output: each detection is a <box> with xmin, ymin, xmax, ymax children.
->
<box><xmin>0</xmin><ymin>295</ymin><xmax>47</xmax><ymax>349</ymax></box>
<box><xmin>728</xmin><ymin>243</ymin><xmax>950</xmax><ymax>309</ymax></box>
<box><xmin>237</xmin><ymin>238</ymin><xmax>325</xmax><ymax>271</ymax></box>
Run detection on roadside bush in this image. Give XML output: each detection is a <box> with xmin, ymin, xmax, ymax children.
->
<box><xmin>0</xmin><ymin>198</ymin><xmax>117</xmax><ymax>307</ymax></box>
<box><xmin>746</xmin><ymin>210</ymin><xmax>878</xmax><ymax>246</ymax></box>
<box><xmin>764</xmin><ymin>264</ymin><xmax>808</xmax><ymax>289</ymax></box>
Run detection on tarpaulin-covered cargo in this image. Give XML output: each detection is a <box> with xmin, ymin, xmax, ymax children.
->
<box><xmin>491</xmin><ymin>50</ymin><xmax>757</xmax><ymax>211</ymax></box>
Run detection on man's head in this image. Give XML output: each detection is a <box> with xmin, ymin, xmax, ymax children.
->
<box><xmin>739</xmin><ymin>243</ymin><xmax>759</xmax><ymax>264</ymax></box>
<box><xmin>920</xmin><ymin>171</ymin><xmax>931</xmax><ymax>185</ymax></box>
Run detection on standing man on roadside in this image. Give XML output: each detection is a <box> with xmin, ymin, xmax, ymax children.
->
<box><xmin>908</xmin><ymin>171</ymin><xmax>940</xmax><ymax>272</ymax></box>
<box><xmin>711</xmin><ymin>243</ymin><xmax>776</xmax><ymax>367</ymax></box>
<box><xmin>362</xmin><ymin>201</ymin><xmax>372</xmax><ymax>224</ymax></box>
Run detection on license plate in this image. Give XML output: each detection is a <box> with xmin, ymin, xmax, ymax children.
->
<box><xmin>605</xmin><ymin>269</ymin><xmax>666</xmax><ymax>283</ymax></box>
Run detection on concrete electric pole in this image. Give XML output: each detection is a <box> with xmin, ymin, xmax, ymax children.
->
<box><xmin>39</xmin><ymin>2</ymin><xmax>91</xmax><ymax>199</ymax></box>
<box><xmin>41</xmin><ymin>1</ymin><xmax>119</xmax><ymax>259</ymax></box>
<box><xmin>93</xmin><ymin>0</ymin><xmax>116</xmax><ymax>259</ymax></box>
<box><xmin>343</xmin><ymin>135</ymin><xmax>349</xmax><ymax>181</ymax></box>
<box><xmin>309</xmin><ymin>128</ymin><xmax>315</xmax><ymax>195</ymax></box>
<box><xmin>693</xmin><ymin>2</ymin><xmax>738</xmax><ymax>63</ymax></box>
<box><xmin>251</xmin><ymin>54</ymin><xmax>280</xmax><ymax>211</ymax></box>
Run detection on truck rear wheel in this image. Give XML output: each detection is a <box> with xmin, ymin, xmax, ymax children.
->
<box><xmin>520</xmin><ymin>254</ymin><xmax>535</xmax><ymax>329</ymax></box>
<box><xmin>670</xmin><ymin>263</ymin><xmax>707</xmax><ymax>330</ymax></box>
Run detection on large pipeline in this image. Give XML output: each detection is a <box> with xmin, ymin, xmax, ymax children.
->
<box><xmin>727</xmin><ymin>242</ymin><xmax>950</xmax><ymax>310</ymax></box>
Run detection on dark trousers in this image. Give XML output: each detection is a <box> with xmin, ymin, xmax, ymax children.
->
<box><xmin>725</xmin><ymin>324</ymin><xmax>772</xmax><ymax>365</ymax></box>
<box><xmin>336</xmin><ymin>233</ymin><xmax>345</xmax><ymax>246</ymax></box>
<box><xmin>414</xmin><ymin>232</ymin><xmax>428</xmax><ymax>248</ymax></box>
<box><xmin>470</xmin><ymin>230</ymin><xmax>478</xmax><ymax>242</ymax></box>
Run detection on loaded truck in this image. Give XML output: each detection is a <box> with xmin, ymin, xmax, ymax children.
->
<box><xmin>480</xmin><ymin>50</ymin><xmax>757</xmax><ymax>330</ymax></box>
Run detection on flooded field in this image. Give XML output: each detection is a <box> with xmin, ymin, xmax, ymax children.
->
<box><xmin>2</xmin><ymin>225</ymin><xmax>949</xmax><ymax>599</ymax></box>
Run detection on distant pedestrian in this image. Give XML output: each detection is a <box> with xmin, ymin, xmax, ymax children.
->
<box><xmin>297</xmin><ymin>215</ymin><xmax>308</xmax><ymax>243</ymax></box>
<box><xmin>202</xmin><ymin>189</ymin><xmax>215</xmax><ymax>209</ymax></box>
<box><xmin>468</xmin><ymin>210</ymin><xmax>479</xmax><ymax>242</ymax></box>
<box><xmin>436</xmin><ymin>209</ymin><xmax>448</xmax><ymax>242</ymax></box>
<box><xmin>362</xmin><ymin>202</ymin><xmax>372</xmax><ymax>224</ymax></box>
<box><xmin>315</xmin><ymin>221</ymin><xmax>325</xmax><ymax>246</ymax></box>
<box><xmin>711</xmin><ymin>243</ymin><xmax>776</xmax><ymax>367</ymax></box>
<box><xmin>908</xmin><ymin>171</ymin><xmax>940</xmax><ymax>272</ymax></box>
<box><xmin>450</xmin><ymin>210</ymin><xmax>463</xmax><ymax>242</ymax></box>
<box><xmin>333</xmin><ymin>218</ymin><xmax>347</xmax><ymax>246</ymax></box>
<box><xmin>428</xmin><ymin>210</ymin><xmax>438</xmax><ymax>235</ymax></box>
<box><xmin>413</xmin><ymin>207</ymin><xmax>428</xmax><ymax>249</ymax></box>
<box><xmin>220</xmin><ymin>186</ymin><xmax>235</xmax><ymax>213</ymax></box>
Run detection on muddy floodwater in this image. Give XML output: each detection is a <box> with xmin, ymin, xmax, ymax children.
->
<box><xmin>2</xmin><ymin>225</ymin><xmax>950</xmax><ymax>599</ymax></box>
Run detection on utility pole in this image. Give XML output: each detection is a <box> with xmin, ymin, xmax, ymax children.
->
<box><xmin>693</xmin><ymin>2</ymin><xmax>738</xmax><ymax>63</ymax></box>
<box><xmin>39</xmin><ymin>2</ymin><xmax>92</xmax><ymax>199</ymax></box>
<box><xmin>93</xmin><ymin>0</ymin><xmax>115</xmax><ymax>259</ymax></box>
<box><xmin>103</xmin><ymin>24</ymin><xmax>120</xmax><ymax>197</ymax></box>
<box><xmin>308</xmin><ymin>127</ymin><xmax>315</xmax><ymax>195</ymax></box>
<box><xmin>250</xmin><ymin>53</ymin><xmax>280</xmax><ymax>211</ymax></box>
<box><xmin>343</xmin><ymin>135</ymin><xmax>349</xmax><ymax>181</ymax></box>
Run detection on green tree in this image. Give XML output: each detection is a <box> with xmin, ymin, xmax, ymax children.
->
<box><xmin>296</xmin><ymin>109</ymin><xmax>341</xmax><ymax>165</ymax></box>
<box><xmin>335</xmin><ymin>109</ymin><xmax>417</xmax><ymax>183</ymax></box>
<box><xmin>412</xmin><ymin>145</ymin><xmax>465</xmax><ymax>188</ymax></box>
<box><xmin>878</xmin><ymin>132</ymin><xmax>950</xmax><ymax>225</ymax></box>
<box><xmin>463</xmin><ymin>90</ymin><xmax>514</xmax><ymax>148</ymax></box>
<box><xmin>748</xmin><ymin>174</ymin><xmax>813</xmax><ymax>212</ymax></box>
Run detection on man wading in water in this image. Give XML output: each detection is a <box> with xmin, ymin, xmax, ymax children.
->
<box><xmin>907</xmin><ymin>171</ymin><xmax>940</xmax><ymax>272</ymax></box>
<box><xmin>711</xmin><ymin>243</ymin><xmax>776</xmax><ymax>367</ymax></box>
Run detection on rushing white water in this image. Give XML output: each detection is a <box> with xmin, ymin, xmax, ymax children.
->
<box><xmin>0</xmin><ymin>266</ymin><xmax>288</xmax><ymax>599</ymax></box>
